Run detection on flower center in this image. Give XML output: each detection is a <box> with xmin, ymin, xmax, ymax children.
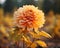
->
<box><xmin>19</xmin><ymin>10</ymin><xmax>35</xmax><ymax>27</ymax></box>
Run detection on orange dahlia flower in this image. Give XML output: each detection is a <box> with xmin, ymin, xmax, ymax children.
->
<box><xmin>14</xmin><ymin>5</ymin><xmax>45</xmax><ymax>31</ymax></box>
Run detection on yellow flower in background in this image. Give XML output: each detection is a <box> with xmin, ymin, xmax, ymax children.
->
<box><xmin>14</xmin><ymin>5</ymin><xmax>45</xmax><ymax>31</ymax></box>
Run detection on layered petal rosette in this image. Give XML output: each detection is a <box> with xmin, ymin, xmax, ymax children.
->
<box><xmin>14</xmin><ymin>5</ymin><xmax>45</xmax><ymax>31</ymax></box>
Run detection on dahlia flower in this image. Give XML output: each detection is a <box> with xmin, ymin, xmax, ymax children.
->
<box><xmin>14</xmin><ymin>5</ymin><xmax>45</xmax><ymax>31</ymax></box>
<box><xmin>10</xmin><ymin>5</ymin><xmax>51</xmax><ymax>48</ymax></box>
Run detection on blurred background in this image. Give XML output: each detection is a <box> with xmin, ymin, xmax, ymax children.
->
<box><xmin>0</xmin><ymin>0</ymin><xmax>60</xmax><ymax>48</ymax></box>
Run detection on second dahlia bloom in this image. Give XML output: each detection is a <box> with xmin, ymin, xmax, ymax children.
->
<box><xmin>14</xmin><ymin>5</ymin><xmax>45</xmax><ymax>31</ymax></box>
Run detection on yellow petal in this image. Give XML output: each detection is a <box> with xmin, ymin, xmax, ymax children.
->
<box><xmin>22</xmin><ymin>35</ymin><xmax>32</xmax><ymax>47</ymax></box>
<box><xmin>29</xmin><ymin>32</ymin><xmax>40</xmax><ymax>38</ymax></box>
<box><xmin>22</xmin><ymin>35</ymin><xmax>28</xmax><ymax>42</ymax></box>
<box><xmin>36</xmin><ymin>40</ymin><xmax>47</xmax><ymax>47</ymax></box>
<box><xmin>38</xmin><ymin>31</ymin><xmax>52</xmax><ymax>38</ymax></box>
<box><xmin>22</xmin><ymin>35</ymin><xmax>32</xmax><ymax>43</ymax></box>
<box><xmin>31</xmin><ymin>43</ymin><xmax>37</xmax><ymax>48</ymax></box>
<box><xmin>26</xmin><ymin>35</ymin><xmax>32</xmax><ymax>43</ymax></box>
